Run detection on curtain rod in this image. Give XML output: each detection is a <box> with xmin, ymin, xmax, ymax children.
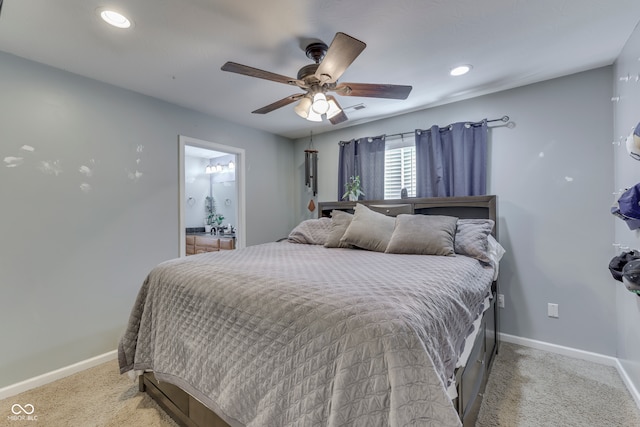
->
<box><xmin>385</xmin><ymin>115</ymin><xmax>510</xmax><ymax>139</ymax></box>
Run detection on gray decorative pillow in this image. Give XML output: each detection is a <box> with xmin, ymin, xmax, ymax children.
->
<box><xmin>340</xmin><ymin>203</ymin><xmax>396</xmax><ymax>252</ymax></box>
<box><xmin>454</xmin><ymin>219</ymin><xmax>495</xmax><ymax>263</ymax></box>
<box><xmin>288</xmin><ymin>217</ymin><xmax>332</xmax><ymax>245</ymax></box>
<box><xmin>385</xmin><ymin>214</ymin><xmax>458</xmax><ymax>255</ymax></box>
<box><xmin>324</xmin><ymin>210</ymin><xmax>355</xmax><ymax>248</ymax></box>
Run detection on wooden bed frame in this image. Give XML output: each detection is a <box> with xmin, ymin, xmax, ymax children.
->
<box><xmin>140</xmin><ymin>195</ymin><xmax>499</xmax><ymax>427</ymax></box>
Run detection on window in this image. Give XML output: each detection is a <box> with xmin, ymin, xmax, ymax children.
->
<box><xmin>384</xmin><ymin>136</ymin><xmax>416</xmax><ymax>199</ymax></box>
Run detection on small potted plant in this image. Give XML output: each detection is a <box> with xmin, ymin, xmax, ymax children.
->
<box><xmin>342</xmin><ymin>175</ymin><xmax>365</xmax><ymax>201</ymax></box>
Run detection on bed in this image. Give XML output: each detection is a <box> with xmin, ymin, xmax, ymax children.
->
<box><xmin>119</xmin><ymin>195</ymin><xmax>501</xmax><ymax>427</ymax></box>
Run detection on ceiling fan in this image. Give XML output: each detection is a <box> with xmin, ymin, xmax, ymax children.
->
<box><xmin>221</xmin><ymin>32</ymin><xmax>412</xmax><ymax>125</ymax></box>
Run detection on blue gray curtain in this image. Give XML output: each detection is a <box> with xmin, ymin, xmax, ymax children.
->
<box><xmin>415</xmin><ymin>121</ymin><xmax>488</xmax><ymax>197</ymax></box>
<box><xmin>337</xmin><ymin>135</ymin><xmax>385</xmax><ymax>200</ymax></box>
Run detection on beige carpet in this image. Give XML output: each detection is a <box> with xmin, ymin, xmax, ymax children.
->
<box><xmin>477</xmin><ymin>343</ymin><xmax>640</xmax><ymax>427</ymax></box>
<box><xmin>1</xmin><ymin>343</ymin><xmax>639</xmax><ymax>426</ymax></box>
<box><xmin>0</xmin><ymin>359</ymin><xmax>177</xmax><ymax>427</ymax></box>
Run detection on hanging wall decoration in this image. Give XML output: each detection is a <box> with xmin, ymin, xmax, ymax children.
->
<box><xmin>305</xmin><ymin>131</ymin><xmax>318</xmax><ymax>203</ymax></box>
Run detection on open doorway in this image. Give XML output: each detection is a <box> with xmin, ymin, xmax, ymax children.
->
<box><xmin>178</xmin><ymin>135</ymin><xmax>246</xmax><ymax>257</ymax></box>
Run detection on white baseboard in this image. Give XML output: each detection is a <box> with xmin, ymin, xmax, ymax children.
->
<box><xmin>615</xmin><ymin>358</ymin><xmax>640</xmax><ymax>409</ymax></box>
<box><xmin>500</xmin><ymin>333</ymin><xmax>640</xmax><ymax>409</ymax></box>
<box><xmin>0</xmin><ymin>350</ymin><xmax>117</xmax><ymax>401</ymax></box>
<box><xmin>500</xmin><ymin>333</ymin><xmax>618</xmax><ymax>366</ymax></box>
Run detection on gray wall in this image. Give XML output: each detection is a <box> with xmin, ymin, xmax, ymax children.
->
<box><xmin>294</xmin><ymin>67</ymin><xmax>616</xmax><ymax>356</ymax></box>
<box><xmin>613</xmin><ymin>22</ymin><xmax>640</xmax><ymax>393</ymax></box>
<box><xmin>0</xmin><ymin>51</ymin><xmax>294</xmax><ymax>388</ymax></box>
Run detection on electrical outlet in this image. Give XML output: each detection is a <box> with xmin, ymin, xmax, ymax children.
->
<box><xmin>548</xmin><ymin>303</ymin><xmax>559</xmax><ymax>318</ymax></box>
<box><xmin>497</xmin><ymin>294</ymin><xmax>505</xmax><ymax>308</ymax></box>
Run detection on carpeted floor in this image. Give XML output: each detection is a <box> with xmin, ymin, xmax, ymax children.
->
<box><xmin>1</xmin><ymin>342</ymin><xmax>639</xmax><ymax>426</ymax></box>
<box><xmin>477</xmin><ymin>343</ymin><xmax>640</xmax><ymax>427</ymax></box>
<box><xmin>0</xmin><ymin>360</ymin><xmax>178</xmax><ymax>427</ymax></box>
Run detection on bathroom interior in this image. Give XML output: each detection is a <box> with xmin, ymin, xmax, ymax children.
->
<box><xmin>184</xmin><ymin>145</ymin><xmax>237</xmax><ymax>254</ymax></box>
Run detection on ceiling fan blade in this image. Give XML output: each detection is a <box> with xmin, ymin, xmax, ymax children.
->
<box><xmin>327</xmin><ymin>96</ymin><xmax>348</xmax><ymax>125</ymax></box>
<box><xmin>252</xmin><ymin>94</ymin><xmax>304</xmax><ymax>114</ymax></box>
<box><xmin>315</xmin><ymin>32</ymin><xmax>366</xmax><ymax>84</ymax></box>
<box><xmin>221</xmin><ymin>62</ymin><xmax>298</xmax><ymax>86</ymax></box>
<box><xmin>0</xmin><ymin>0</ymin><xmax>4</xmax><ymax>16</ymax></box>
<box><xmin>334</xmin><ymin>82</ymin><xmax>412</xmax><ymax>99</ymax></box>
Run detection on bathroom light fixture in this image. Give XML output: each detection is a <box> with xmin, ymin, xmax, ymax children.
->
<box><xmin>100</xmin><ymin>10</ymin><xmax>132</xmax><ymax>29</ymax></box>
<box><xmin>206</xmin><ymin>161</ymin><xmax>236</xmax><ymax>174</ymax></box>
<box><xmin>450</xmin><ymin>64</ymin><xmax>472</xmax><ymax>76</ymax></box>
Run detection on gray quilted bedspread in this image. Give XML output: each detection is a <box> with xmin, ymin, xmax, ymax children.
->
<box><xmin>119</xmin><ymin>242</ymin><xmax>494</xmax><ymax>427</ymax></box>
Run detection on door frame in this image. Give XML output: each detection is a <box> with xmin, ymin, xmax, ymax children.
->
<box><xmin>178</xmin><ymin>135</ymin><xmax>246</xmax><ymax>256</ymax></box>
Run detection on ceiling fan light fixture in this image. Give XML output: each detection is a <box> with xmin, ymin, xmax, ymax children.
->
<box><xmin>450</xmin><ymin>64</ymin><xmax>472</xmax><ymax>76</ymax></box>
<box><xmin>306</xmin><ymin>108</ymin><xmax>323</xmax><ymax>122</ymax></box>
<box><xmin>326</xmin><ymin>99</ymin><xmax>342</xmax><ymax>119</ymax></box>
<box><xmin>311</xmin><ymin>93</ymin><xmax>329</xmax><ymax>115</ymax></box>
<box><xmin>294</xmin><ymin>97</ymin><xmax>312</xmax><ymax>118</ymax></box>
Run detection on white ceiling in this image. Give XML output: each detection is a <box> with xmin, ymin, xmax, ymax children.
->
<box><xmin>1</xmin><ymin>0</ymin><xmax>639</xmax><ymax>140</ymax></box>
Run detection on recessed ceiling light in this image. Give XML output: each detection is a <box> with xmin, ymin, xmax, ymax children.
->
<box><xmin>450</xmin><ymin>65</ymin><xmax>472</xmax><ymax>76</ymax></box>
<box><xmin>100</xmin><ymin>10</ymin><xmax>132</xmax><ymax>29</ymax></box>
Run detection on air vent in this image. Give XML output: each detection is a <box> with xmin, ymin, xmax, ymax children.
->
<box><xmin>344</xmin><ymin>103</ymin><xmax>366</xmax><ymax>111</ymax></box>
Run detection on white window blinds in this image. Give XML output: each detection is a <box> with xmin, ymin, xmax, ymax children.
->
<box><xmin>384</xmin><ymin>136</ymin><xmax>416</xmax><ymax>199</ymax></box>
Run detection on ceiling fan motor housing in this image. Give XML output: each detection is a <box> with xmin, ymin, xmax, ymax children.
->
<box><xmin>305</xmin><ymin>42</ymin><xmax>328</xmax><ymax>63</ymax></box>
<box><xmin>297</xmin><ymin>64</ymin><xmax>320</xmax><ymax>82</ymax></box>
